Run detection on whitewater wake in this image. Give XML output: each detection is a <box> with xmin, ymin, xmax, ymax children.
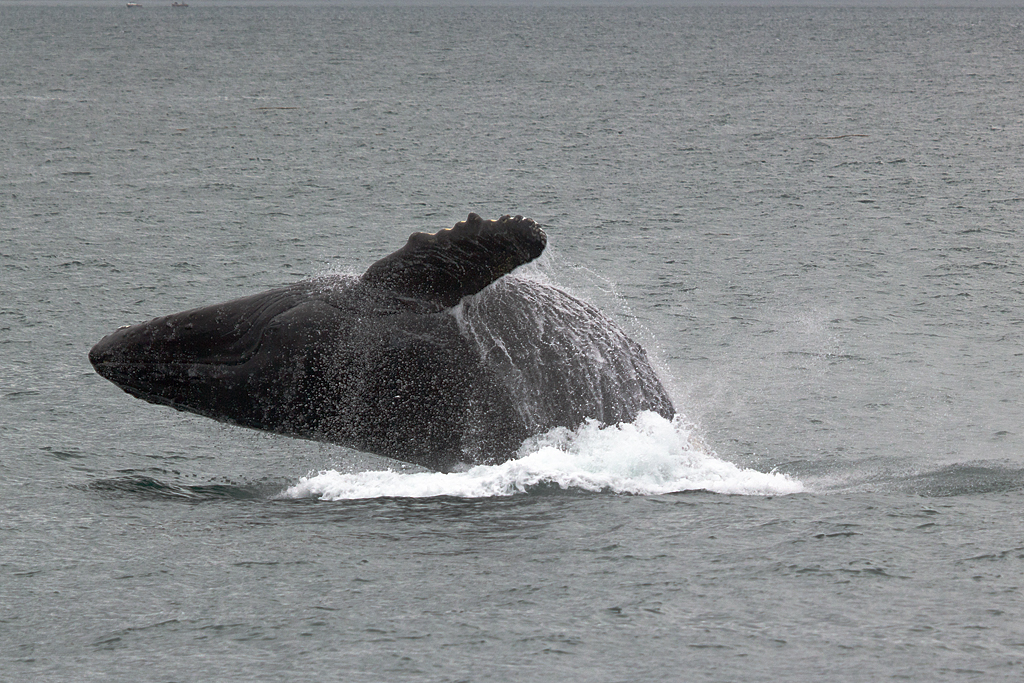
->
<box><xmin>278</xmin><ymin>412</ymin><xmax>803</xmax><ymax>501</ymax></box>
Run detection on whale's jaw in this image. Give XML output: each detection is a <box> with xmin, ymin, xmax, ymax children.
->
<box><xmin>88</xmin><ymin>284</ymin><xmax>332</xmax><ymax>427</ymax></box>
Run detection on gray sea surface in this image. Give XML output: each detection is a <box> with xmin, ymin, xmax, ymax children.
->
<box><xmin>2</xmin><ymin>4</ymin><xmax>1024</xmax><ymax>681</ymax></box>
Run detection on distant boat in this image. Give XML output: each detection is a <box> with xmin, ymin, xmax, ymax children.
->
<box><xmin>171</xmin><ymin>1</ymin><xmax>188</xmax><ymax>6</ymax></box>
<box><xmin>126</xmin><ymin>2</ymin><xmax>141</xmax><ymax>6</ymax></box>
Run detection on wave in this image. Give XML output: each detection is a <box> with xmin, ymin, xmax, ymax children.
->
<box><xmin>84</xmin><ymin>473</ymin><xmax>289</xmax><ymax>501</ymax></box>
<box><xmin>278</xmin><ymin>412</ymin><xmax>804</xmax><ymax>501</ymax></box>
<box><xmin>830</xmin><ymin>462</ymin><xmax>1024</xmax><ymax>497</ymax></box>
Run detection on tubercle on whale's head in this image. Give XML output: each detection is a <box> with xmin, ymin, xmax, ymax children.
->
<box><xmin>362</xmin><ymin>213</ymin><xmax>547</xmax><ymax>308</ymax></box>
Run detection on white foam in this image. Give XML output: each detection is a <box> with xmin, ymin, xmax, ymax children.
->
<box><xmin>277</xmin><ymin>412</ymin><xmax>804</xmax><ymax>501</ymax></box>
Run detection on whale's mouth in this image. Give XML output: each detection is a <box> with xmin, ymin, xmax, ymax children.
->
<box><xmin>88</xmin><ymin>285</ymin><xmax>315</xmax><ymax>406</ymax></box>
<box><xmin>89</xmin><ymin>328</ymin><xmax>265</xmax><ymax>412</ymax></box>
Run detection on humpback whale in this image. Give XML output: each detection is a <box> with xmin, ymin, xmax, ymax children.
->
<box><xmin>89</xmin><ymin>213</ymin><xmax>674</xmax><ymax>471</ymax></box>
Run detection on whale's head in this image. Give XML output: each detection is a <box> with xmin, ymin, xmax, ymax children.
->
<box><xmin>88</xmin><ymin>283</ymin><xmax>355</xmax><ymax>434</ymax></box>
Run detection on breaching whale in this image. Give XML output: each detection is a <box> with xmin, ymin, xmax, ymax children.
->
<box><xmin>89</xmin><ymin>213</ymin><xmax>674</xmax><ymax>471</ymax></box>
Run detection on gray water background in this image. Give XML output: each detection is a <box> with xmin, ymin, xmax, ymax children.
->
<box><xmin>2</xmin><ymin>4</ymin><xmax>1024</xmax><ymax>681</ymax></box>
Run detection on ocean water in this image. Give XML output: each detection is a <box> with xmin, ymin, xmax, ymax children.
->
<box><xmin>2</xmin><ymin>4</ymin><xmax>1024</xmax><ymax>681</ymax></box>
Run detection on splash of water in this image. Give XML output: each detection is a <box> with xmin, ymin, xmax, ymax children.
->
<box><xmin>277</xmin><ymin>412</ymin><xmax>803</xmax><ymax>501</ymax></box>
